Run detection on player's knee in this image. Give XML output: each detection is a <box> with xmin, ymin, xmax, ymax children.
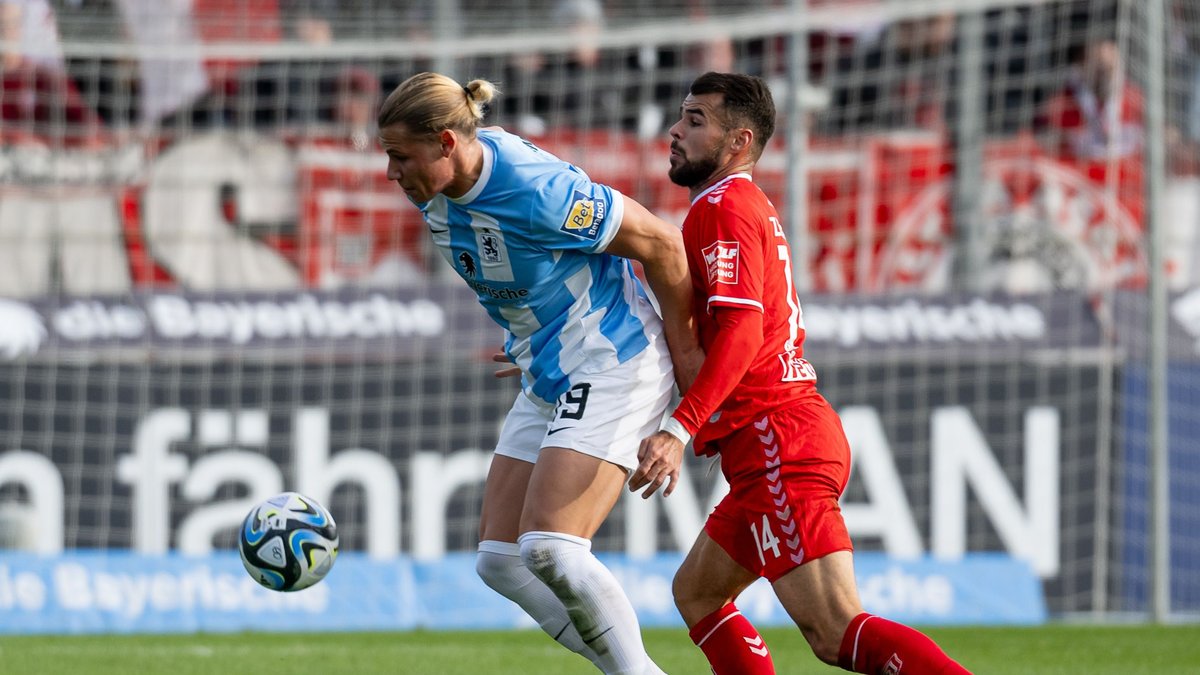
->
<box><xmin>518</xmin><ymin>539</ymin><xmax>553</xmax><ymax>583</ymax></box>
<box><xmin>795</xmin><ymin>617</ymin><xmax>845</xmax><ymax>665</ymax></box>
<box><xmin>671</xmin><ymin>568</ymin><xmax>699</xmax><ymax>607</ymax></box>
<box><xmin>475</xmin><ymin>550</ymin><xmax>509</xmax><ymax>590</ymax></box>
<box><xmin>805</xmin><ymin>630</ymin><xmax>842</xmax><ymax>666</ymax></box>
<box><xmin>671</xmin><ymin>567</ymin><xmax>727</xmax><ymax>626</ymax></box>
<box><xmin>671</xmin><ymin>589</ymin><xmax>710</xmax><ymax>627</ymax></box>
<box><xmin>518</xmin><ymin>530</ymin><xmax>586</xmax><ymax>588</ymax></box>
<box><xmin>476</xmin><ymin>541</ymin><xmax>526</xmax><ymax>593</ymax></box>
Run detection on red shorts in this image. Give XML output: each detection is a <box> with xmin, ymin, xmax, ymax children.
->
<box><xmin>703</xmin><ymin>396</ymin><xmax>853</xmax><ymax>582</ymax></box>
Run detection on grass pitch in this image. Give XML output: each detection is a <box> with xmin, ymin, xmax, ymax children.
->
<box><xmin>1</xmin><ymin>624</ymin><xmax>1196</xmax><ymax>674</ymax></box>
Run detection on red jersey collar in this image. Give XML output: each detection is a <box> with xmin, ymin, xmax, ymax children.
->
<box><xmin>691</xmin><ymin>172</ymin><xmax>753</xmax><ymax>206</ymax></box>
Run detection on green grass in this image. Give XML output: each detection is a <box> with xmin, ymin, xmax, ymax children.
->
<box><xmin>1</xmin><ymin>624</ymin><xmax>1196</xmax><ymax>674</ymax></box>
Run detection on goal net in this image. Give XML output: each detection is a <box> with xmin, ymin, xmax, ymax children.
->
<box><xmin>0</xmin><ymin>0</ymin><xmax>1197</xmax><ymax>624</ymax></box>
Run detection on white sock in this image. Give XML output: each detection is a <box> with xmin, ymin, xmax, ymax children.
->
<box><xmin>475</xmin><ymin>540</ymin><xmax>600</xmax><ymax>664</ymax></box>
<box><xmin>518</xmin><ymin>530</ymin><xmax>662</xmax><ymax>675</ymax></box>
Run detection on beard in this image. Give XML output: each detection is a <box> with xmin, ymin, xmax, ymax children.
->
<box><xmin>668</xmin><ymin>147</ymin><xmax>721</xmax><ymax>188</ymax></box>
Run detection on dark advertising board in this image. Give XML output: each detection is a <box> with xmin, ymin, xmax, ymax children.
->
<box><xmin>2</xmin><ymin>284</ymin><xmax>1199</xmax><ymax>615</ymax></box>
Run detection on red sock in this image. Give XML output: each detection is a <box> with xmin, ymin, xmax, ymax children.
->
<box><xmin>837</xmin><ymin>612</ymin><xmax>971</xmax><ymax>674</ymax></box>
<box><xmin>689</xmin><ymin>603</ymin><xmax>776</xmax><ymax>675</ymax></box>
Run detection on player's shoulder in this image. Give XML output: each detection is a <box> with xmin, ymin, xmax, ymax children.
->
<box><xmin>483</xmin><ymin>128</ymin><xmax>562</xmax><ymax>164</ymax></box>
<box><xmin>692</xmin><ymin>174</ymin><xmax>770</xmax><ymax>218</ymax></box>
<box><xmin>697</xmin><ymin>173</ymin><xmax>765</xmax><ymax>202</ymax></box>
<box><xmin>485</xmin><ymin>128</ymin><xmax>580</xmax><ymax>187</ymax></box>
<box><xmin>723</xmin><ymin>174</ymin><xmax>770</xmax><ymax>201</ymax></box>
<box><xmin>479</xmin><ymin>126</ymin><xmax>520</xmax><ymax>150</ymax></box>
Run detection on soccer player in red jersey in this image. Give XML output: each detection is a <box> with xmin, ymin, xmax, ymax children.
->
<box><xmin>630</xmin><ymin>72</ymin><xmax>973</xmax><ymax>675</ymax></box>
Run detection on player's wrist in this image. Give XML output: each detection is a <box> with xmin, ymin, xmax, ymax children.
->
<box><xmin>659</xmin><ymin>415</ymin><xmax>692</xmax><ymax>445</ymax></box>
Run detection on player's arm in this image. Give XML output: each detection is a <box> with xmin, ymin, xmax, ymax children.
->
<box><xmin>603</xmin><ymin>195</ymin><xmax>704</xmax><ymax>499</ymax></box>
<box><xmin>628</xmin><ymin>305</ymin><xmax>763</xmax><ymax>498</ymax></box>
<box><xmin>671</xmin><ymin>306</ymin><xmax>762</xmax><ymax>434</ymax></box>
<box><xmin>602</xmin><ymin>195</ymin><xmax>704</xmax><ymax>389</ymax></box>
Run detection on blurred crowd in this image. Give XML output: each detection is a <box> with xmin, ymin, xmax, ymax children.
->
<box><xmin>0</xmin><ymin>0</ymin><xmax>1190</xmax><ymax>154</ymax></box>
<box><xmin>1</xmin><ymin>0</ymin><xmax>1199</xmax><ymax>295</ymax></box>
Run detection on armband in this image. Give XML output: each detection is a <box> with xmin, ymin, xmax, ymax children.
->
<box><xmin>659</xmin><ymin>416</ymin><xmax>692</xmax><ymax>445</ymax></box>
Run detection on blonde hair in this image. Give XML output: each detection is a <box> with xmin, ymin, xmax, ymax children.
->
<box><xmin>376</xmin><ymin>72</ymin><xmax>498</xmax><ymax>137</ymax></box>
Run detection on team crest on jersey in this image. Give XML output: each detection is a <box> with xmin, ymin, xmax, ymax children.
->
<box><xmin>702</xmin><ymin>240</ymin><xmax>740</xmax><ymax>285</ymax></box>
<box><xmin>560</xmin><ymin>190</ymin><xmax>606</xmax><ymax>240</ymax></box>
<box><xmin>479</xmin><ymin>231</ymin><xmax>502</xmax><ymax>263</ymax></box>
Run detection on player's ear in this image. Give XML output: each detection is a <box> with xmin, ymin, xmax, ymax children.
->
<box><xmin>438</xmin><ymin>129</ymin><xmax>457</xmax><ymax>157</ymax></box>
<box><xmin>730</xmin><ymin>127</ymin><xmax>754</xmax><ymax>155</ymax></box>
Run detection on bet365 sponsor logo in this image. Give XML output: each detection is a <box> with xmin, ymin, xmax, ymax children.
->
<box><xmin>560</xmin><ymin>190</ymin><xmax>606</xmax><ymax>240</ymax></box>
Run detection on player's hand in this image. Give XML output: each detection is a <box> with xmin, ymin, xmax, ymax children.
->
<box><xmin>628</xmin><ymin>431</ymin><xmax>684</xmax><ymax>499</ymax></box>
<box><xmin>492</xmin><ymin>352</ymin><xmax>520</xmax><ymax>378</ymax></box>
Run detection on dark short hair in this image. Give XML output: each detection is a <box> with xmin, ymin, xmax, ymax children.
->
<box><xmin>689</xmin><ymin>72</ymin><xmax>776</xmax><ymax>158</ymax></box>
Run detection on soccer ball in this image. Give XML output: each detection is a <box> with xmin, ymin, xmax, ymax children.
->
<box><xmin>239</xmin><ymin>491</ymin><xmax>339</xmax><ymax>592</ymax></box>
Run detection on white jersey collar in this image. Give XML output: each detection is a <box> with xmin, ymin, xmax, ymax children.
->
<box><xmin>690</xmin><ymin>172</ymin><xmax>752</xmax><ymax>206</ymax></box>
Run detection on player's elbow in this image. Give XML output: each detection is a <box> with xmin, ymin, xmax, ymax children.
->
<box><xmin>645</xmin><ymin>225</ymin><xmax>688</xmax><ymax>280</ymax></box>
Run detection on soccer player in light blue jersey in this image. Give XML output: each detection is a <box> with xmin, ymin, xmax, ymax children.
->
<box><xmin>377</xmin><ymin>72</ymin><xmax>699</xmax><ymax>675</ymax></box>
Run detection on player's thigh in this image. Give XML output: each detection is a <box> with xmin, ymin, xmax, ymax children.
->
<box><xmin>673</xmin><ymin>529</ymin><xmax>760</xmax><ymax>627</ymax></box>
<box><xmin>520</xmin><ymin>446</ymin><xmax>628</xmax><ymax>539</ymax></box>
<box><xmin>772</xmin><ymin>550</ymin><xmax>862</xmax><ymax>638</ymax></box>
<box><xmin>480</xmin><ymin>392</ymin><xmax>550</xmax><ymax>542</ymax></box>
<box><xmin>478</xmin><ymin>454</ymin><xmax>535</xmax><ymax>543</ymax></box>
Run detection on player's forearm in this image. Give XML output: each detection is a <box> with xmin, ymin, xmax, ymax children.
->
<box><xmin>670</xmin><ymin>308</ymin><xmax>763</xmax><ymax>435</ymax></box>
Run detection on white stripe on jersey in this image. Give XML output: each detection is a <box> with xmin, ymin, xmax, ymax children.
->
<box><xmin>499</xmin><ymin>302</ymin><xmax>542</xmax><ymax>345</ymax></box>
<box><xmin>555</xmin><ymin>263</ymin><xmax>621</xmax><ymax>377</ymax></box>
<box><xmin>708</xmin><ymin>295</ymin><xmax>765</xmax><ymax>312</ymax></box>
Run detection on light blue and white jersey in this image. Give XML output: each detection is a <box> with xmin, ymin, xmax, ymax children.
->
<box><xmin>417</xmin><ymin>128</ymin><xmax>665</xmax><ymax>405</ymax></box>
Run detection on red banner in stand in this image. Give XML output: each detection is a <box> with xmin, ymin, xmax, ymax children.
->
<box><xmin>0</xmin><ymin>129</ymin><xmax>1146</xmax><ymax>295</ymax></box>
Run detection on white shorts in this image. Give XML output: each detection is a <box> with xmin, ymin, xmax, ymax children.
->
<box><xmin>494</xmin><ymin>339</ymin><xmax>674</xmax><ymax>472</ymax></box>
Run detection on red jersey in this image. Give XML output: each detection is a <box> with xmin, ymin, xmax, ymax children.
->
<box><xmin>679</xmin><ymin>173</ymin><xmax>818</xmax><ymax>451</ymax></box>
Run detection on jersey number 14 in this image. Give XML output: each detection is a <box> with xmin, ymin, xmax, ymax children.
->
<box><xmin>751</xmin><ymin>515</ymin><xmax>782</xmax><ymax>563</ymax></box>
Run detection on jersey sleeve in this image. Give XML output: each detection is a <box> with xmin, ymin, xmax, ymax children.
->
<box><xmin>670</xmin><ymin>306</ymin><xmax>764</xmax><ymax>440</ymax></box>
<box><xmin>694</xmin><ymin>203</ymin><xmax>765</xmax><ymax>314</ymax></box>
<box><xmin>528</xmin><ymin>168</ymin><xmax>625</xmax><ymax>254</ymax></box>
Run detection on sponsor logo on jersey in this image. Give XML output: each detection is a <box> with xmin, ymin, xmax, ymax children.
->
<box><xmin>560</xmin><ymin>190</ymin><xmax>606</xmax><ymax>240</ymax></box>
<box><xmin>702</xmin><ymin>240</ymin><xmax>741</xmax><ymax>285</ymax></box>
<box><xmin>464</xmin><ymin>278</ymin><xmax>530</xmax><ymax>300</ymax></box>
<box><xmin>458</xmin><ymin>251</ymin><xmax>477</xmax><ymax>277</ymax></box>
<box><xmin>778</xmin><ymin>353</ymin><xmax>817</xmax><ymax>382</ymax></box>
